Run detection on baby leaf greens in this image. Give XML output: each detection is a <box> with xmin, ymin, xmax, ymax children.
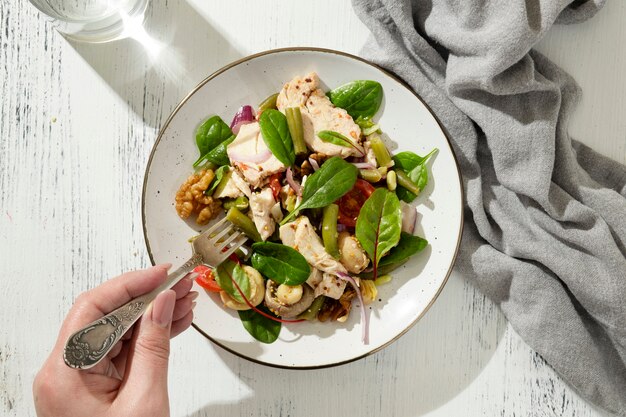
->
<box><xmin>204</xmin><ymin>165</ymin><xmax>229</xmax><ymax>196</ymax></box>
<box><xmin>379</xmin><ymin>232</ymin><xmax>428</xmax><ymax>266</ymax></box>
<box><xmin>259</xmin><ymin>109</ymin><xmax>295</xmax><ymax>167</ymax></box>
<box><xmin>194</xmin><ymin>116</ymin><xmax>235</xmax><ymax>167</ymax></box>
<box><xmin>215</xmin><ymin>259</ymin><xmax>250</xmax><ymax>304</ymax></box>
<box><xmin>393</xmin><ymin>149</ymin><xmax>438</xmax><ymax>203</ymax></box>
<box><xmin>355</xmin><ymin>188</ymin><xmax>402</xmax><ymax>278</ymax></box>
<box><xmin>280</xmin><ymin>156</ymin><xmax>358</xmax><ymax>225</ymax></box>
<box><xmin>328</xmin><ymin>80</ymin><xmax>383</xmax><ymax>119</ymax></box>
<box><xmin>238</xmin><ymin>306</ymin><xmax>281</xmax><ymax>344</ymax></box>
<box><xmin>203</xmin><ymin>136</ymin><xmax>236</xmax><ymax>167</ymax></box>
<box><xmin>317</xmin><ymin>130</ymin><xmax>365</xmax><ymax>156</ymax></box>
<box><xmin>251</xmin><ymin>242</ymin><xmax>311</xmax><ymax>286</ymax></box>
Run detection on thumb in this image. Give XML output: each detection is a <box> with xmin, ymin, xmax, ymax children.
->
<box><xmin>122</xmin><ymin>289</ymin><xmax>177</xmax><ymax>395</ymax></box>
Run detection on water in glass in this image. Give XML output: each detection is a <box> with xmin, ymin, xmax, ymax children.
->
<box><xmin>29</xmin><ymin>0</ymin><xmax>149</xmax><ymax>43</ymax></box>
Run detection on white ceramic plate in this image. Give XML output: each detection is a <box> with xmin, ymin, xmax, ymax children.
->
<box><xmin>142</xmin><ymin>48</ymin><xmax>463</xmax><ymax>369</ymax></box>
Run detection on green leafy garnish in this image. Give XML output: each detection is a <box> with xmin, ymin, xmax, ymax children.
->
<box><xmin>328</xmin><ymin>80</ymin><xmax>383</xmax><ymax>119</ymax></box>
<box><xmin>251</xmin><ymin>242</ymin><xmax>311</xmax><ymax>286</ymax></box>
<box><xmin>355</xmin><ymin>188</ymin><xmax>402</xmax><ymax>278</ymax></box>
<box><xmin>259</xmin><ymin>109</ymin><xmax>295</xmax><ymax>167</ymax></box>
<box><xmin>280</xmin><ymin>156</ymin><xmax>358</xmax><ymax>225</ymax></box>
<box><xmin>204</xmin><ymin>165</ymin><xmax>229</xmax><ymax>196</ymax></box>
<box><xmin>214</xmin><ymin>260</ymin><xmax>250</xmax><ymax>304</ymax></box>
<box><xmin>193</xmin><ymin>116</ymin><xmax>234</xmax><ymax>167</ymax></box>
<box><xmin>202</xmin><ymin>135</ymin><xmax>236</xmax><ymax>167</ymax></box>
<box><xmin>379</xmin><ymin>232</ymin><xmax>428</xmax><ymax>266</ymax></box>
<box><xmin>317</xmin><ymin>130</ymin><xmax>364</xmax><ymax>156</ymax></box>
<box><xmin>238</xmin><ymin>306</ymin><xmax>281</xmax><ymax>344</ymax></box>
<box><xmin>393</xmin><ymin>149</ymin><xmax>438</xmax><ymax>202</ymax></box>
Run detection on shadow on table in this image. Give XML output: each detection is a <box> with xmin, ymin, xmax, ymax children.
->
<box><xmin>68</xmin><ymin>0</ymin><xmax>242</xmax><ymax>129</ymax></box>
<box><xmin>186</xmin><ymin>272</ymin><xmax>507</xmax><ymax>417</ymax></box>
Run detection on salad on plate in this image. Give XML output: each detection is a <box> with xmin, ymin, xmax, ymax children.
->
<box><xmin>174</xmin><ymin>73</ymin><xmax>436</xmax><ymax>344</ymax></box>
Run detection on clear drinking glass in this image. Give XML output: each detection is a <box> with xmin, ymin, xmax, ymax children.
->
<box><xmin>29</xmin><ymin>0</ymin><xmax>149</xmax><ymax>43</ymax></box>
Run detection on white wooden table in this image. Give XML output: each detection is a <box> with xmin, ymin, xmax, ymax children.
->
<box><xmin>2</xmin><ymin>1</ymin><xmax>624</xmax><ymax>416</ymax></box>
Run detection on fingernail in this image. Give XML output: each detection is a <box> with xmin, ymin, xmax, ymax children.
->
<box><xmin>152</xmin><ymin>290</ymin><xmax>176</xmax><ymax>328</ymax></box>
<box><xmin>155</xmin><ymin>263</ymin><xmax>173</xmax><ymax>271</ymax></box>
<box><xmin>189</xmin><ymin>291</ymin><xmax>199</xmax><ymax>301</ymax></box>
<box><xmin>191</xmin><ymin>302</ymin><xmax>197</xmax><ymax>310</ymax></box>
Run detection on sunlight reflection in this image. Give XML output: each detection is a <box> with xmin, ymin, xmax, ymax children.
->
<box><xmin>120</xmin><ymin>11</ymin><xmax>189</xmax><ymax>85</ymax></box>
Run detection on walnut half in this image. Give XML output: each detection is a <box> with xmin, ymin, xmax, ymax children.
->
<box><xmin>175</xmin><ymin>170</ymin><xmax>222</xmax><ymax>225</ymax></box>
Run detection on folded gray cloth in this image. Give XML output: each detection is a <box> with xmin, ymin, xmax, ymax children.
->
<box><xmin>351</xmin><ymin>0</ymin><xmax>626</xmax><ymax>414</ymax></box>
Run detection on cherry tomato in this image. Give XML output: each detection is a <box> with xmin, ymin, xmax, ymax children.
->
<box><xmin>193</xmin><ymin>265</ymin><xmax>221</xmax><ymax>292</ymax></box>
<box><xmin>268</xmin><ymin>173</ymin><xmax>282</xmax><ymax>200</ymax></box>
<box><xmin>337</xmin><ymin>179</ymin><xmax>375</xmax><ymax>227</ymax></box>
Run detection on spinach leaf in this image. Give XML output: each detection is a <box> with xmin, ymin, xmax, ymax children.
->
<box><xmin>259</xmin><ymin>109</ymin><xmax>295</xmax><ymax>166</ymax></box>
<box><xmin>203</xmin><ymin>135</ymin><xmax>236</xmax><ymax>167</ymax></box>
<box><xmin>238</xmin><ymin>306</ymin><xmax>281</xmax><ymax>344</ymax></box>
<box><xmin>193</xmin><ymin>116</ymin><xmax>233</xmax><ymax>167</ymax></box>
<box><xmin>379</xmin><ymin>232</ymin><xmax>428</xmax><ymax>266</ymax></box>
<box><xmin>393</xmin><ymin>148</ymin><xmax>437</xmax><ymax>203</ymax></box>
<box><xmin>317</xmin><ymin>130</ymin><xmax>364</xmax><ymax>156</ymax></box>
<box><xmin>204</xmin><ymin>165</ymin><xmax>228</xmax><ymax>196</ymax></box>
<box><xmin>280</xmin><ymin>156</ymin><xmax>358</xmax><ymax>224</ymax></box>
<box><xmin>328</xmin><ymin>80</ymin><xmax>383</xmax><ymax>119</ymax></box>
<box><xmin>251</xmin><ymin>242</ymin><xmax>310</xmax><ymax>285</ymax></box>
<box><xmin>355</xmin><ymin>188</ymin><xmax>402</xmax><ymax>274</ymax></box>
<box><xmin>215</xmin><ymin>259</ymin><xmax>250</xmax><ymax>304</ymax></box>
<box><xmin>196</xmin><ymin>116</ymin><xmax>232</xmax><ymax>155</ymax></box>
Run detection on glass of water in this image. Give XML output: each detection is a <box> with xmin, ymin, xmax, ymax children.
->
<box><xmin>29</xmin><ymin>0</ymin><xmax>149</xmax><ymax>43</ymax></box>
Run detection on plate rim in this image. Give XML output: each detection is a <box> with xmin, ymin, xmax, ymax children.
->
<box><xmin>141</xmin><ymin>46</ymin><xmax>465</xmax><ymax>370</ymax></box>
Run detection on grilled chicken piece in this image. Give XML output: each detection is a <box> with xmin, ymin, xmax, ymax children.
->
<box><xmin>315</xmin><ymin>272</ymin><xmax>347</xmax><ymax>300</ymax></box>
<box><xmin>213</xmin><ymin>168</ymin><xmax>251</xmax><ymax>199</ymax></box>
<box><xmin>249</xmin><ymin>187</ymin><xmax>276</xmax><ymax>241</ymax></box>
<box><xmin>277</xmin><ymin>73</ymin><xmax>362</xmax><ymax>158</ymax></box>
<box><xmin>227</xmin><ymin>122</ymin><xmax>286</xmax><ymax>188</ymax></box>
<box><xmin>279</xmin><ymin>216</ymin><xmax>348</xmax><ymax>299</ymax></box>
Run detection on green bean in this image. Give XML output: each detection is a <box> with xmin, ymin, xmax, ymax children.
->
<box><xmin>222</xmin><ymin>196</ymin><xmax>249</xmax><ymax>212</ymax></box>
<box><xmin>396</xmin><ymin>170</ymin><xmax>421</xmax><ymax>196</ymax></box>
<box><xmin>258</xmin><ymin>93</ymin><xmax>279</xmax><ymax>113</ymax></box>
<box><xmin>226</xmin><ymin>207</ymin><xmax>262</xmax><ymax>242</ymax></box>
<box><xmin>359</xmin><ymin>168</ymin><xmax>382</xmax><ymax>183</ymax></box>
<box><xmin>285</xmin><ymin>107</ymin><xmax>307</xmax><ymax>155</ymax></box>
<box><xmin>369</xmin><ymin>134</ymin><xmax>393</xmax><ymax>167</ymax></box>
<box><xmin>322</xmin><ymin>204</ymin><xmax>340</xmax><ymax>259</ymax></box>
<box><xmin>377</xmin><ymin>166</ymin><xmax>388</xmax><ymax>177</ymax></box>
<box><xmin>298</xmin><ymin>296</ymin><xmax>326</xmax><ymax>320</ymax></box>
<box><xmin>386</xmin><ymin>170</ymin><xmax>397</xmax><ymax>191</ymax></box>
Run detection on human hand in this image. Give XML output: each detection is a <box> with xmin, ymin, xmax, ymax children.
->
<box><xmin>33</xmin><ymin>264</ymin><xmax>197</xmax><ymax>417</ymax></box>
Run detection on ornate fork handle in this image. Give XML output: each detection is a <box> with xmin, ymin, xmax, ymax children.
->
<box><xmin>63</xmin><ymin>254</ymin><xmax>203</xmax><ymax>370</ymax></box>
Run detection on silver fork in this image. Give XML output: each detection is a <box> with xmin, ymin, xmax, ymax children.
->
<box><xmin>63</xmin><ymin>217</ymin><xmax>247</xmax><ymax>370</ymax></box>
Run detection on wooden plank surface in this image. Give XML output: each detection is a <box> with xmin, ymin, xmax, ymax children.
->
<box><xmin>1</xmin><ymin>0</ymin><xmax>624</xmax><ymax>416</ymax></box>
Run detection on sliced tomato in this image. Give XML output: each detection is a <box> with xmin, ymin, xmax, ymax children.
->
<box><xmin>337</xmin><ymin>179</ymin><xmax>375</xmax><ymax>227</ymax></box>
<box><xmin>268</xmin><ymin>173</ymin><xmax>282</xmax><ymax>200</ymax></box>
<box><xmin>193</xmin><ymin>265</ymin><xmax>221</xmax><ymax>292</ymax></box>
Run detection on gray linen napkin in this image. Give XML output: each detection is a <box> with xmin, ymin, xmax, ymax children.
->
<box><xmin>351</xmin><ymin>0</ymin><xmax>626</xmax><ymax>414</ymax></box>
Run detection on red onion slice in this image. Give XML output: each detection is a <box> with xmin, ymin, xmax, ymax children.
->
<box><xmin>286</xmin><ymin>167</ymin><xmax>301</xmax><ymax>196</ymax></box>
<box><xmin>228</xmin><ymin>149</ymin><xmax>272</xmax><ymax>164</ymax></box>
<box><xmin>230</xmin><ymin>105</ymin><xmax>255</xmax><ymax>135</ymax></box>
<box><xmin>351</xmin><ymin>162</ymin><xmax>376</xmax><ymax>169</ymax></box>
<box><xmin>308</xmin><ymin>157</ymin><xmax>320</xmax><ymax>171</ymax></box>
<box><xmin>400</xmin><ymin>201</ymin><xmax>417</xmax><ymax>234</ymax></box>
<box><xmin>337</xmin><ymin>272</ymin><xmax>369</xmax><ymax>345</ymax></box>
